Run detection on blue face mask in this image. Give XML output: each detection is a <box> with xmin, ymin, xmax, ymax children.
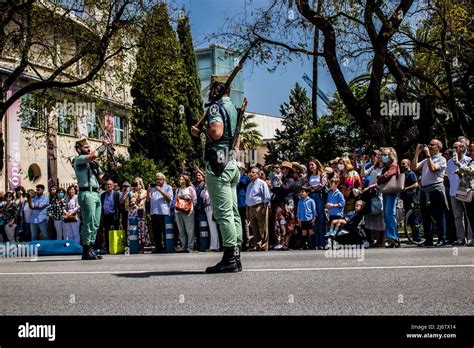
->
<box><xmin>381</xmin><ymin>155</ymin><xmax>390</xmax><ymax>164</ymax></box>
<box><xmin>57</xmin><ymin>193</ymin><xmax>65</xmax><ymax>199</ymax></box>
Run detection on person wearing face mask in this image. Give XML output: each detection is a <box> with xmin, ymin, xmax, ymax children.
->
<box><xmin>336</xmin><ymin>161</ymin><xmax>345</xmax><ymax>174</ymax></box>
<box><xmin>48</xmin><ymin>188</ymin><xmax>67</xmax><ymax>240</ymax></box>
<box><xmin>377</xmin><ymin>147</ymin><xmax>401</xmax><ymax>248</ymax></box>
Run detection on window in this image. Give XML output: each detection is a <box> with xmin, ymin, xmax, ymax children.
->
<box><xmin>113</xmin><ymin>115</ymin><xmax>127</xmax><ymax>145</ymax></box>
<box><xmin>20</xmin><ymin>94</ymin><xmax>47</xmax><ymax>130</ymax></box>
<box><xmin>86</xmin><ymin>109</ymin><xmax>99</xmax><ymax>139</ymax></box>
<box><xmin>57</xmin><ymin>108</ymin><xmax>76</xmax><ymax>135</ymax></box>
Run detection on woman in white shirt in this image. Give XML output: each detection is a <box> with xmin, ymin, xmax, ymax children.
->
<box><xmin>64</xmin><ymin>185</ymin><xmax>81</xmax><ymax>243</ymax></box>
<box><xmin>303</xmin><ymin>159</ymin><xmax>328</xmax><ymax>249</ymax></box>
<box><xmin>175</xmin><ymin>175</ymin><xmax>197</xmax><ymax>252</ymax></box>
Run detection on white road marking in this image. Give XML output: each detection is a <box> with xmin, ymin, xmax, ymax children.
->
<box><xmin>0</xmin><ymin>264</ymin><xmax>472</xmax><ymax>275</ymax></box>
<box><xmin>243</xmin><ymin>264</ymin><xmax>474</xmax><ymax>272</ymax></box>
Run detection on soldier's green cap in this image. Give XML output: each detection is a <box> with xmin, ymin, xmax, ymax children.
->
<box><xmin>211</xmin><ymin>75</ymin><xmax>230</xmax><ymax>85</ymax></box>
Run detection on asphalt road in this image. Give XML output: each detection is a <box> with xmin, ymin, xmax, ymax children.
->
<box><xmin>0</xmin><ymin>246</ymin><xmax>472</xmax><ymax>315</ymax></box>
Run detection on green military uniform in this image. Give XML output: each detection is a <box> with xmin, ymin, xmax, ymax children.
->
<box><xmin>204</xmin><ymin>76</ymin><xmax>243</xmax><ymax>248</ymax></box>
<box><xmin>74</xmin><ymin>147</ymin><xmax>103</xmax><ymax>247</ymax></box>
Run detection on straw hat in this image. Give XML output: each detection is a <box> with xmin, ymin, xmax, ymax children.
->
<box><xmin>280</xmin><ymin>161</ymin><xmax>293</xmax><ymax>169</ymax></box>
<box><xmin>292</xmin><ymin>162</ymin><xmax>306</xmax><ymax>174</ymax></box>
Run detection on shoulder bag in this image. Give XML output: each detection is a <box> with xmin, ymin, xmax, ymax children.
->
<box><xmin>382</xmin><ymin>173</ymin><xmax>405</xmax><ymax>194</ymax></box>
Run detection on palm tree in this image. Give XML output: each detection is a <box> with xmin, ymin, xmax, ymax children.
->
<box><xmin>239</xmin><ymin>113</ymin><xmax>263</xmax><ymax>150</ymax></box>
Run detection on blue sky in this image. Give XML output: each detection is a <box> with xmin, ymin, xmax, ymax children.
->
<box><xmin>174</xmin><ymin>0</ymin><xmax>336</xmax><ymax>117</ymax></box>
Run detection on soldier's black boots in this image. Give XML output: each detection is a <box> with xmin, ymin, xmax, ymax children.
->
<box><xmin>236</xmin><ymin>245</ymin><xmax>242</xmax><ymax>272</ymax></box>
<box><xmin>89</xmin><ymin>244</ymin><xmax>103</xmax><ymax>259</ymax></box>
<box><xmin>205</xmin><ymin>246</ymin><xmax>240</xmax><ymax>273</ymax></box>
<box><xmin>81</xmin><ymin>245</ymin><xmax>102</xmax><ymax>260</ymax></box>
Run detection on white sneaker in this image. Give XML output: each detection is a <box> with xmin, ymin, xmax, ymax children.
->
<box><xmin>324</xmin><ymin>241</ymin><xmax>332</xmax><ymax>250</ymax></box>
<box><xmin>333</xmin><ymin>241</ymin><xmax>340</xmax><ymax>250</ymax></box>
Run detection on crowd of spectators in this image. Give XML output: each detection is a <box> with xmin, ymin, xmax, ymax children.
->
<box><xmin>1</xmin><ymin>136</ymin><xmax>473</xmax><ymax>253</ymax></box>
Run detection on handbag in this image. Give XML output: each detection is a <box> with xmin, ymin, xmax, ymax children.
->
<box><xmin>382</xmin><ymin>173</ymin><xmax>405</xmax><ymax>194</ymax></box>
<box><xmin>455</xmin><ymin>187</ymin><xmax>472</xmax><ymax>203</ymax></box>
<box><xmin>64</xmin><ymin>213</ymin><xmax>78</xmax><ymax>223</ymax></box>
<box><xmin>175</xmin><ymin>197</ymin><xmax>192</xmax><ymax>213</ymax></box>
<box><xmin>370</xmin><ymin>196</ymin><xmax>383</xmax><ymax>215</ymax></box>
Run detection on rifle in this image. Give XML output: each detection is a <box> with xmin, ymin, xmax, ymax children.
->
<box><xmin>193</xmin><ymin>39</ymin><xmax>260</xmax><ymax>130</ymax></box>
<box><xmin>232</xmin><ymin>97</ymin><xmax>248</xmax><ymax>151</ymax></box>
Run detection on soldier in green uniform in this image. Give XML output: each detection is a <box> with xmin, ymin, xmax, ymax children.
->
<box><xmin>74</xmin><ymin>138</ymin><xmax>109</xmax><ymax>260</ymax></box>
<box><xmin>191</xmin><ymin>75</ymin><xmax>243</xmax><ymax>273</ymax></box>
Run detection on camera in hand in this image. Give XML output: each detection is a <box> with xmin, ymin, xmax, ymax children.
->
<box><xmin>131</xmin><ymin>182</ymin><xmax>138</xmax><ymax>188</ymax></box>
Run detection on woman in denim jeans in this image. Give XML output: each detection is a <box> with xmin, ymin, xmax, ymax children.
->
<box><xmin>304</xmin><ymin>159</ymin><xmax>328</xmax><ymax>249</ymax></box>
<box><xmin>377</xmin><ymin>147</ymin><xmax>401</xmax><ymax>248</ymax></box>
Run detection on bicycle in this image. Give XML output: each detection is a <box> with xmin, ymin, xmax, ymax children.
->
<box><xmin>403</xmin><ymin>205</ymin><xmax>437</xmax><ymax>245</ymax></box>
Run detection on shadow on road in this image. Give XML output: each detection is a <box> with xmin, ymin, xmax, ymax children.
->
<box><xmin>114</xmin><ymin>270</ymin><xmax>206</xmax><ymax>278</ymax></box>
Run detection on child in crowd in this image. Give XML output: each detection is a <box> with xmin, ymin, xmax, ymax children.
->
<box><xmin>296</xmin><ymin>188</ymin><xmax>317</xmax><ymax>250</ymax></box>
<box><xmin>324</xmin><ymin>177</ymin><xmax>346</xmax><ymax>239</ymax></box>
<box><xmin>332</xmin><ymin>200</ymin><xmax>366</xmax><ymax>237</ymax></box>
<box><xmin>274</xmin><ymin>202</ymin><xmax>296</xmax><ymax>250</ymax></box>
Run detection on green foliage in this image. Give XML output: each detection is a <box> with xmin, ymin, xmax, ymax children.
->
<box><xmin>302</xmin><ymin>84</ymin><xmax>369</xmax><ymax>164</ymax></box>
<box><xmin>117</xmin><ymin>154</ymin><xmax>161</xmax><ymax>186</ymax></box>
<box><xmin>265</xmin><ymin>83</ymin><xmax>312</xmax><ymax>164</ymax></box>
<box><xmin>100</xmin><ymin>154</ymin><xmax>162</xmax><ymax>186</ymax></box>
<box><xmin>177</xmin><ymin>12</ymin><xmax>204</xmax><ymax>165</ymax></box>
<box><xmin>130</xmin><ymin>3</ymin><xmax>194</xmax><ymax>177</ymax></box>
<box><xmin>410</xmin><ymin>0</ymin><xmax>473</xmax><ymax>142</ymax></box>
<box><xmin>301</xmin><ymin>99</ymin><xmax>367</xmax><ymax>164</ymax></box>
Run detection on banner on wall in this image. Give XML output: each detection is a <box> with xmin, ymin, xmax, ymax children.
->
<box><xmin>7</xmin><ymin>88</ymin><xmax>22</xmax><ymax>190</ymax></box>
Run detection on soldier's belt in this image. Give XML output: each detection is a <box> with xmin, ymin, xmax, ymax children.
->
<box><xmin>79</xmin><ymin>187</ymin><xmax>99</xmax><ymax>192</ymax></box>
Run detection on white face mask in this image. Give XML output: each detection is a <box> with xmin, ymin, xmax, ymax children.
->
<box><xmin>337</xmin><ymin>164</ymin><xmax>345</xmax><ymax>171</ymax></box>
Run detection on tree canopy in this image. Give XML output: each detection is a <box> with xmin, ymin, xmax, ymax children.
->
<box><xmin>130</xmin><ymin>3</ymin><xmax>194</xmax><ymax>177</ymax></box>
<box><xmin>210</xmin><ymin>0</ymin><xmax>473</xmax><ymax>154</ymax></box>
